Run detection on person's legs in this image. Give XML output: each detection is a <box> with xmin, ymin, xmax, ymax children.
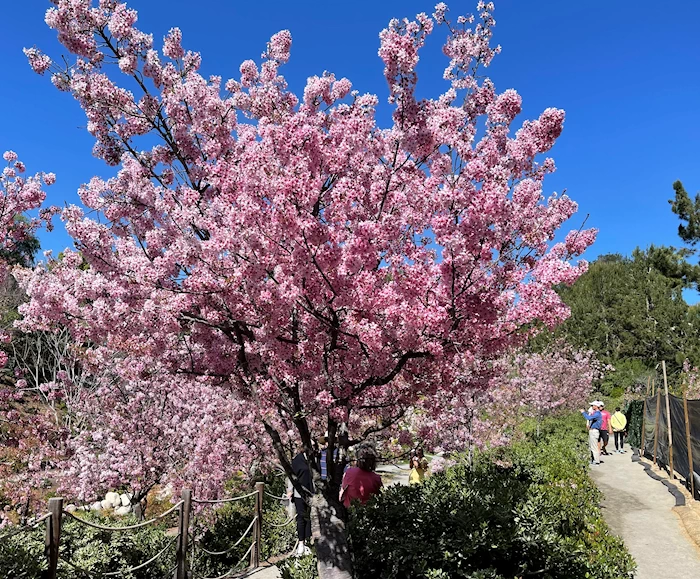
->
<box><xmin>589</xmin><ymin>429</ymin><xmax>600</xmax><ymax>464</ymax></box>
<box><xmin>294</xmin><ymin>497</ymin><xmax>307</xmax><ymax>554</ymax></box>
<box><xmin>616</xmin><ymin>431</ymin><xmax>625</xmax><ymax>451</ymax></box>
<box><xmin>613</xmin><ymin>431</ymin><xmax>620</xmax><ymax>451</ymax></box>
<box><xmin>600</xmin><ymin>430</ymin><xmax>610</xmax><ymax>455</ymax></box>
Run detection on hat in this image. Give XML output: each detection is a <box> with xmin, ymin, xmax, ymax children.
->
<box><xmin>598</xmin><ymin>401</ymin><xmax>605</xmax><ymax>408</ymax></box>
<box><xmin>589</xmin><ymin>401</ymin><xmax>602</xmax><ymax>407</ymax></box>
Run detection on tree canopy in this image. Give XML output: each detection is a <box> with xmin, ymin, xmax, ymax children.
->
<box><xmin>542</xmin><ymin>250</ymin><xmax>700</xmax><ymax>393</ymax></box>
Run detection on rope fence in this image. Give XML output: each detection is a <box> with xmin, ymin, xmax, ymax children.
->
<box><xmin>198</xmin><ymin>541</ymin><xmax>256</xmax><ymax>579</ymax></box>
<box><xmin>0</xmin><ymin>512</ymin><xmax>51</xmax><ymax>540</ymax></box>
<box><xmin>61</xmin><ymin>500</ymin><xmax>183</xmax><ymax>530</ymax></box>
<box><xmin>264</xmin><ymin>490</ymin><xmax>289</xmax><ymax>501</ymax></box>
<box><xmin>0</xmin><ymin>481</ymin><xmax>280</xmax><ymax>579</ymax></box>
<box><xmin>192</xmin><ymin>490</ymin><xmax>257</xmax><ymax>505</ymax></box>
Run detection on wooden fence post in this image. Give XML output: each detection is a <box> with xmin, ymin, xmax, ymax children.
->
<box><xmin>250</xmin><ymin>482</ymin><xmax>264</xmax><ymax>568</ymax></box>
<box><xmin>640</xmin><ymin>375</ymin><xmax>651</xmax><ymax>454</ymax></box>
<box><xmin>663</xmin><ymin>361</ymin><xmax>674</xmax><ymax>477</ymax></box>
<box><xmin>175</xmin><ymin>490</ymin><xmax>192</xmax><ymax>579</ymax></box>
<box><xmin>45</xmin><ymin>497</ymin><xmax>63</xmax><ymax>579</ymax></box>
<box><xmin>653</xmin><ymin>388</ymin><xmax>661</xmax><ymax>465</ymax></box>
<box><xmin>684</xmin><ymin>390</ymin><xmax>696</xmax><ymax>500</ymax></box>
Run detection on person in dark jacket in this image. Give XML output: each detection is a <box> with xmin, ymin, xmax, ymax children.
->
<box><xmin>288</xmin><ymin>449</ymin><xmax>314</xmax><ymax>556</ymax></box>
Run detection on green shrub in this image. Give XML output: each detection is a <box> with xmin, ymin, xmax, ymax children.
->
<box><xmin>348</xmin><ymin>415</ymin><xmax>636</xmax><ymax>579</ymax></box>
<box><xmin>625</xmin><ymin>400</ymin><xmax>644</xmax><ymax>450</ymax></box>
<box><xmin>0</xmin><ymin>512</ymin><xmax>174</xmax><ymax>579</ymax></box>
<box><xmin>0</xmin><ymin>524</ymin><xmax>47</xmax><ymax>579</ymax></box>
<box><xmin>0</xmin><ymin>492</ymin><xmax>295</xmax><ymax>579</ymax></box>
<box><xmin>277</xmin><ymin>553</ymin><xmax>319</xmax><ymax>579</ymax></box>
<box><xmin>191</xmin><ymin>494</ymin><xmax>296</xmax><ymax>577</ymax></box>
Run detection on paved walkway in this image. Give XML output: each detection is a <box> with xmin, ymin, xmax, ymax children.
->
<box><xmin>590</xmin><ymin>450</ymin><xmax>700</xmax><ymax>578</ymax></box>
<box><xmin>241</xmin><ymin>565</ymin><xmax>282</xmax><ymax>579</ymax></box>
<box><xmin>376</xmin><ymin>462</ymin><xmax>411</xmax><ymax>486</ymax></box>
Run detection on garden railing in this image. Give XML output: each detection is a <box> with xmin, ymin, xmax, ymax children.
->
<box><xmin>4</xmin><ymin>481</ymin><xmax>293</xmax><ymax>579</ymax></box>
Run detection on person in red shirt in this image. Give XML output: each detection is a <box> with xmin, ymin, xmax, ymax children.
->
<box><xmin>340</xmin><ymin>442</ymin><xmax>383</xmax><ymax>508</ymax></box>
<box><xmin>599</xmin><ymin>402</ymin><xmax>612</xmax><ymax>456</ymax></box>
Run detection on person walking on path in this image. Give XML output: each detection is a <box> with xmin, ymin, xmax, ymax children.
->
<box><xmin>408</xmin><ymin>455</ymin><xmax>426</xmax><ymax>485</ymax></box>
<box><xmin>580</xmin><ymin>402</ymin><xmax>603</xmax><ymax>465</ymax></box>
<box><xmin>599</xmin><ymin>402</ymin><xmax>612</xmax><ymax>456</ymax></box>
<box><xmin>610</xmin><ymin>407</ymin><xmax>627</xmax><ymax>453</ymax></box>
<box><xmin>287</xmin><ymin>449</ymin><xmax>314</xmax><ymax>556</ymax></box>
<box><xmin>340</xmin><ymin>442</ymin><xmax>383</xmax><ymax>507</ymax></box>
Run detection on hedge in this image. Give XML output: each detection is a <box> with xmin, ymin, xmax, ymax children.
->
<box><xmin>348</xmin><ymin>414</ymin><xmax>636</xmax><ymax>579</ymax></box>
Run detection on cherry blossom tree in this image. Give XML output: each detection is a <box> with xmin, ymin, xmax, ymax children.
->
<box><xmin>0</xmin><ymin>149</ymin><xmax>54</xmax><ymax>368</ymax></box>
<box><xmin>61</xmin><ymin>357</ymin><xmax>267</xmax><ymax>514</ymax></box>
<box><xmin>401</xmin><ymin>342</ymin><xmax>602</xmax><ymax>459</ymax></box>
<box><xmin>0</xmin><ymin>150</ymin><xmax>56</xmax><ymax>526</ymax></box>
<box><xmin>17</xmin><ymin>1</ymin><xmax>596</xmax><ymax>572</ymax></box>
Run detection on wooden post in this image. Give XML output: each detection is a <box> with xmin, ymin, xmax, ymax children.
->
<box><xmin>663</xmin><ymin>361</ymin><xmax>674</xmax><ymax>478</ymax></box>
<box><xmin>653</xmin><ymin>388</ymin><xmax>661</xmax><ymax>465</ymax></box>
<box><xmin>250</xmin><ymin>482</ymin><xmax>264</xmax><ymax>568</ymax></box>
<box><xmin>46</xmin><ymin>497</ymin><xmax>63</xmax><ymax>579</ymax></box>
<box><xmin>684</xmin><ymin>390</ymin><xmax>696</xmax><ymax>499</ymax></box>
<box><xmin>175</xmin><ymin>490</ymin><xmax>191</xmax><ymax>579</ymax></box>
<box><xmin>641</xmin><ymin>375</ymin><xmax>651</xmax><ymax>454</ymax></box>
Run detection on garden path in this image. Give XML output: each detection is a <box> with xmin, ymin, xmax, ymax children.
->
<box><xmin>590</xmin><ymin>450</ymin><xmax>700</xmax><ymax>578</ymax></box>
<box><xmin>241</xmin><ymin>564</ymin><xmax>282</xmax><ymax>578</ymax></box>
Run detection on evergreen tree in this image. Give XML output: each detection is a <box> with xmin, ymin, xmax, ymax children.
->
<box><xmin>543</xmin><ymin>250</ymin><xmax>700</xmax><ymax>393</ymax></box>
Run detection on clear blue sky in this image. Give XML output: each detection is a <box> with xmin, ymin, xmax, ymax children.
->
<box><xmin>3</xmin><ymin>1</ymin><xmax>700</xmax><ymax>278</ymax></box>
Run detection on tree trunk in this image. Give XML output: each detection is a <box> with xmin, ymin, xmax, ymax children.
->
<box><xmin>311</xmin><ymin>490</ymin><xmax>353</xmax><ymax>579</ymax></box>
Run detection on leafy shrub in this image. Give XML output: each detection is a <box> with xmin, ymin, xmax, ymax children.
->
<box><xmin>625</xmin><ymin>400</ymin><xmax>644</xmax><ymax>450</ymax></box>
<box><xmin>0</xmin><ymin>524</ymin><xmax>47</xmax><ymax>579</ymax></box>
<box><xmin>191</xmin><ymin>494</ymin><xmax>296</xmax><ymax>577</ymax></box>
<box><xmin>348</xmin><ymin>414</ymin><xmax>636</xmax><ymax>579</ymax></box>
<box><xmin>277</xmin><ymin>552</ymin><xmax>319</xmax><ymax>579</ymax></box>
<box><xmin>0</xmin><ymin>512</ymin><xmax>174</xmax><ymax>579</ymax></box>
<box><xmin>0</xmin><ymin>490</ymin><xmax>295</xmax><ymax>579</ymax></box>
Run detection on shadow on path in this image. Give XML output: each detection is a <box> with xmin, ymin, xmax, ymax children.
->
<box><xmin>590</xmin><ymin>449</ymin><xmax>700</xmax><ymax>579</ymax></box>
<box><xmin>631</xmin><ymin>450</ymin><xmax>685</xmax><ymax>507</ymax></box>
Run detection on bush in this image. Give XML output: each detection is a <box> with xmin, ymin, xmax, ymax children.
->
<box><xmin>0</xmin><ymin>512</ymin><xmax>173</xmax><ymax>579</ymax></box>
<box><xmin>0</xmin><ymin>524</ymin><xmax>47</xmax><ymax>579</ymax></box>
<box><xmin>0</xmin><ymin>489</ymin><xmax>295</xmax><ymax>579</ymax></box>
<box><xmin>277</xmin><ymin>552</ymin><xmax>319</xmax><ymax>579</ymax></box>
<box><xmin>625</xmin><ymin>400</ymin><xmax>644</xmax><ymax>450</ymax></box>
<box><xmin>191</xmin><ymin>493</ymin><xmax>296</xmax><ymax>577</ymax></box>
<box><xmin>348</xmin><ymin>414</ymin><xmax>636</xmax><ymax>579</ymax></box>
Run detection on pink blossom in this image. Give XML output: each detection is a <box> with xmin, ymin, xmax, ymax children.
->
<box><xmin>23</xmin><ymin>48</ymin><xmax>51</xmax><ymax>75</ymax></box>
<box><xmin>163</xmin><ymin>27</ymin><xmax>184</xmax><ymax>60</ymax></box>
<box><xmin>267</xmin><ymin>30</ymin><xmax>292</xmax><ymax>63</ymax></box>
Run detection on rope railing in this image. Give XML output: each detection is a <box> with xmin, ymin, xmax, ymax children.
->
<box><xmin>264</xmin><ymin>489</ymin><xmax>289</xmax><ymax>501</ymax></box>
<box><xmin>195</xmin><ymin>516</ymin><xmax>257</xmax><ymax>557</ymax></box>
<box><xmin>191</xmin><ymin>490</ymin><xmax>257</xmax><ymax>505</ymax></box>
<box><xmin>26</xmin><ymin>482</ymin><xmax>270</xmax><ymax>579</ymax></box>
<box><xmin>197</xmin><ymin>541</ymin><xmax>256</xmax><ymax>579</ymax></box>
<box><xmin>0</xmin><ymin>512</ymin><xmax>52</xmax><ymax>540</ymax></box>
<box><xmin>61</xmin><ymin>500</ymin><xmax>183</xmax><ymax>531</ymax></box>
<box><xmin>102</xmin><ymin>534</ymin><xmax>178</xmax><ymax>576</ymax></box>
<box><xmin>267</xmin><ymin>514</ymin><xmax>295</xmax><ymax>528</ymax></box>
